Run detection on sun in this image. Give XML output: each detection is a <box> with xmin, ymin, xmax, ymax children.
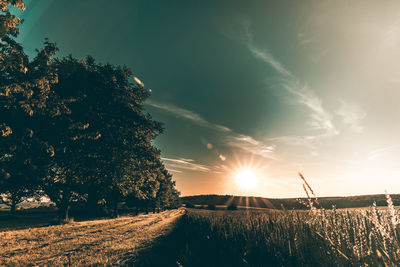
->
<box><xmin>235</xmin><ymin>170</ymin><xmax>258</xmax><ymax>190</ymax></box>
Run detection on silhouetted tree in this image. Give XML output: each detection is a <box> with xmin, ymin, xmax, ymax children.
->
<box><xmin>0</xmin><ymin>1</ymin><xmax>180</xmax><ymax>219</ymax></box>
<box><xmin>0</xmin><ymin>1</ymin><xmax>61</xmax><ymax>213</ymax></box>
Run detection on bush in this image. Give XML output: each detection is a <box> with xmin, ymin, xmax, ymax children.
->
<box><xmin>227</xmin><ymin>204</ymin><xmax>237</xmax><ymax>210</ymax></box>
<box><xmin>207</xmin><ymin>204</ymin><xmax>216</xmax><ymax>210</ymax></box>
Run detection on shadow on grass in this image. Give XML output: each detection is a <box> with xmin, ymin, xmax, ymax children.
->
<box><xmin>132</xmin><ymin>213</ymin><xmax>254</xmax><ymax>267</ymax></box>
<box><xmin>0</xmin><ymin>208</ymin><xmax>59</xmax><ymax>231</ymax></box>
<box><xmin>131</xmin><ymin>215</ymin><xmax>186</xmax><ymax>267</ymax></box>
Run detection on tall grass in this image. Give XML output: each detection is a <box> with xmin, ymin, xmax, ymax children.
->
<box><xmin>172</xmin><ymin>208</ymin><xmax>400</xmax><ymax>266</ymax></box>
<box><xmin>169</xmin><ymin>175</ymin><xmax>400</xmax><ymax>266</ymax></box>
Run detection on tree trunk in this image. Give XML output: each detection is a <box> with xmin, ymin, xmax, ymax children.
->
<box><xmin>57</xmin><ymin>195</ymin><xmax>71</xmax><ymax>223</ymax></box>
<box><xmin>58</xmin><ymin>203</ymin><xmax>70</xmax><ymax>222</ymax></box>
<box><xmin>10</xmin><ymin>193</ymin><xmax>18</xmax><ymax>214</ymax></box>
<box><xmin>10</xmin><ymin>201</ymin><xmax>16</xmax><ymax>214</ymax></box>
<box><xmin>113</xmin><ymin>201</ymin><xmax>119</xmax><ymax>218</ymax></box>
<box><xmin>87</xmin><ymin>194</ymin><xmax>100</xmax><ymax>216</ymax></box>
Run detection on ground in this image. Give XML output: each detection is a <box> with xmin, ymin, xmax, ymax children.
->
<box><xmin>0</xmin><ymin>209</ymin><xmax>184</xmax><ymax>266</ymax></box>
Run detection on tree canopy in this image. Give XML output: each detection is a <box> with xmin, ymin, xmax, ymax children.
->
<box><xmin>0</xmin><ymin>0</ymin><xmax>179</xmax><ymax>219</ymax></box>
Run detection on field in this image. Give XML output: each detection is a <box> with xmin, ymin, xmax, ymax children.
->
<box><xmin>162</xmin><ymin>205</ymin><xmax>400</xmax><ymax>266</ymax></box>
<box><xmin>2</xmin><ymin>201</ymin><xmax>400</xmax><ymax>266</ymax></box>
<box><xmin>0</xmin><ymin>209</ymin><xmax>184</xmax><ymax>266</ymax></box>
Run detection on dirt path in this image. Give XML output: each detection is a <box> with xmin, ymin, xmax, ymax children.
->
<box><xmin>0</xmin><ymin>209</ymin><xmax>184</xmax><ymax>266</ymax></box>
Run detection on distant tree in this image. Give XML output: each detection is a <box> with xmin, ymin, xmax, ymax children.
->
<box><xmin>227</xmin><ymin>204</ymin><xmax>237</xmax><ymax>210</ymax></box>
<box><xmin>207</xmin><ymin>204</ymin><xmax>216</xmax><ymax>210</ymax></box>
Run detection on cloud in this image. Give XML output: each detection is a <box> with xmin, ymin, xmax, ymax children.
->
<box><xmin>268</xmin><ymin>135</ymin><xmax>317</xmax><ymax>149</ymax></box>
<box><xmin>146</xmin><ymin>100</ymin><xmax>232</xmax><ymax>133</ymax></box>
<box><xmin>367</xmin><ymin>145</ymin><xmax>399</xmax><ymax>161</ymax></box>
<box><xmin>147</xmin><ymin>100</ymin><xmax>278</xmax><ymax>160</ymax></box>
<box><xmin>241</xmin><ymin>21</ymin><xmax>338</xmax><ymax>139</ymax></box>
<box><xmin>282</xmin><ymin>81</ymin><xmax>338</xmax><ymax>136</ymax></box>
<box><xmin>336</xmin><ymin>100</ymin><xmax>366</xmax><ymax>133</ymax></box>
<box><xmin>242</xmin><ymin>21</ymin><xmax>294</xmax><ymax>79</ymax></box>
<box><xmin>248</xmin><ymin>46</ymin><xmax>294</xmax><ymax>78</ymax></box>
<box><xmin>298</xmin><ymin>32</ymin><xmax>314</xmax><ymax>46</ymax></box>
<box><xmin>225</xmin><ymin>134</ymin><xmax>278</xmax><ymax>160</ymax></box>
<box><xmin>161</xmin><ymin>157</ymin><xmax>211</xmax><ymax>172</ymax></box>
<box><xmin>383</xmin><ymin>19</ymin><xmax>400</xmax><ymax>48</ymax></box>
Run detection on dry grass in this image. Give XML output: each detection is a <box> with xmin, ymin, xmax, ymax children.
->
<box><xmin>0</xmin><ymin>209</ymin><xmax>184</xmax><ymax>266</ymax></box>
<box><xmin>170</xmin><ymin>207</ymin><xmax>400</xmax><ymax>266</ymax></box>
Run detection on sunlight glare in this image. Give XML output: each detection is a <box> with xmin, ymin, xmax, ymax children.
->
<box><xmin>235</xmin><ymin>170</ymin><xmax>258</xmax><ymax>191</ymax></box>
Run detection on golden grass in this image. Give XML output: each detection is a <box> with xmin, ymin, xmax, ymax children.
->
<box><xmin>0</xmin><ymin>209</ymin><xmax>184</xmax><ymax>266</ymax></box>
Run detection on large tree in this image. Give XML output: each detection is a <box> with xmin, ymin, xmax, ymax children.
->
<box><xmin>0</xmin><ymin>1</ymin><xmax>180</xmax><ymax>219</ymax></box>
<box><xmin>0</xmin><ymin>1</ymin><xmax>61</xmax><ymax>212</ymax></box>
<box><xmin>40</xmin><ymin>56</ymin><xmax>177</xmax><ymax>220</ymax></box>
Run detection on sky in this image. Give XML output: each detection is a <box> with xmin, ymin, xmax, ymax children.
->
<box><xmin>14</xmin><ymin>0</ymin><xmax>400</xmax><ymax>198</ymax></box>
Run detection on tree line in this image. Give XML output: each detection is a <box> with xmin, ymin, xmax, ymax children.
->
<box><xmin>0</xmin><ymin>0</ymin><xmax>180</xmax><ymax>221</ymax></box>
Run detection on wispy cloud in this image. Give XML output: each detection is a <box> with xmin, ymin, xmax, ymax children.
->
<box><xmin>282</xmin><ymin>81</ymin><xmax>338</xmax><ymax>136</ymax></box>
<box><xmin>383</xmin><ymin>19</ymin><xmax>400</xmax><ymax>48</ymax></box>
<box><xmin>161</xmin><ymin>157</ymin><xmax>211</xmax><ymax>172</ymax></box>
<box><xmin>367</xmin><ymin>145</ymin><xmax>399</xmax><ymax>161</ymax></box>
<box><xmin>241</xmin><ymin>21</ymin><xmax>338</xmax><ymax>139</ymax></box>
<box><xmin>248</xmin><ymin>46</ymin><xmax>294</xmax><ymax>78</ymax></box>
<box><xmin>225</xmin><ymin>134</ymin><xmax>278</xmax><ymax>160</ymax></box>
<box><xmin>268</xmin><ymin>135</ymin><xmax>317</xmax><ymax>149</ymax></box>
<box><xmin>148</xmin><ymin>100</ymin><xmax>278</xmax><ymax>160</ymax></box>
<box><xmin>242</xmin><ymin>20</ymin><xmax>294</xmax><ymax>79</ymax></box>
<box><xmin>297</xmin><ymin>32</ymin><xmax>314</xmax><ymax>46</ymax></box>
<box><xmin>146</xmin><ymin>100</ymin><xmax>231</xmax><ymax>133</ymax></box>
<box><xmin>336</xmin><ymin>100</ymin><xmax>366</xmax><ymax>133</ymax></box>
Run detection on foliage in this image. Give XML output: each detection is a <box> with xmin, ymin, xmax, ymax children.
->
<box><xmin>0</xmin><ymin>0</ymin><xmax>180</xmax><ymax>219</ymax></box>
<box><xmin>227</xmin><ymin>204</ymin><xmax>237</xmax><ymax>210</ymax></box>
<box><xmin>206</xmin><ymin>204</ymin><xmax>216</xmax><ymax>210</ymax></box>
<box><xmin>0</xmin><ymin>1</ymin><xmax>60</xmax><ymax>212</ymax></box>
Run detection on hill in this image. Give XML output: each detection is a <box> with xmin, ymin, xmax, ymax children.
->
<box><xmin>180</xmin><ymin>194</ymin><xmax>400</xmax><ymax>210</ymax></box>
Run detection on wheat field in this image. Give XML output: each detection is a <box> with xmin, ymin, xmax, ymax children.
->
<box><xmin>167</xmin><ymin>201</ymin><xmax>400</xmax><ymax>266</ymax></box>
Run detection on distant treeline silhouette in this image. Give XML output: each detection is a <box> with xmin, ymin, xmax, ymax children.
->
<box><xmin>0</xmin><ymin>0</ymin><xmax>179</xmax><ymax>221</ymax></box>
<box><xmin>181</xmin><ymin>194</ymin><xmax>400</xmax><ymax>210</ymax></box>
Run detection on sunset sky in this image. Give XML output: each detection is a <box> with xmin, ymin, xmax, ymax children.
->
<box><xmin>15</xmin><ymin>0</ymin><xmax>400</xmax><ymax>198</ymax></box>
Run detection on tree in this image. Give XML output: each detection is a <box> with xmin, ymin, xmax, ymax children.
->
<box><xmin>0</xmin><ymin>1</ymin><xmax>180</xmax><ymax>219</ymax></box>
<box><xmin>154</xmin><ymin>167</ymin><xmax>180</xmax><ymax>211</ymax></box>
<box><xmin>0</xmin><ymin>1</ymin><xmax>61</xmax><ymax>213</ymax></box>
<box><xmin>38</xmin><ymin>56</ymin><xmax>176</xmax><ymax>220</ymax></box>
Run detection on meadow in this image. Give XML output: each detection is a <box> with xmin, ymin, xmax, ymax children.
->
<box><xmin>158</xmin><ymin>202</ymin><xmax>400</xmax><ymax>266</ymax></box>
<box><xmin>0</xmin><ymin>209</ymin><xmax>183</xmax><ymax>266</ymax></box>
<box><xmin>2</xmin><ymin>201</ymin><xmax>400</xmax><ymax>266</ymax></box>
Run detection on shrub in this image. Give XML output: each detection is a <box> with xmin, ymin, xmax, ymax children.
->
<box><xmin>185</xmin><ymin>203</ymin><xmax>194</xmax><ymax>208</ymax></box>
<box><xmin>207</xmin><ymin>204</ymin><xmax>216</xmax><ymax>210</ymax></box>
<box><xmin>227</xmin><ymin>204</ymin><xmax>237</xmax><ymax>210</ymax></box>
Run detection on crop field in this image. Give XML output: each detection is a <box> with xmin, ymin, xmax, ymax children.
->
<box><xmin>162</xmin><ymin>204</ymin><xmax>400</xmax><ymax>266</ymax></box>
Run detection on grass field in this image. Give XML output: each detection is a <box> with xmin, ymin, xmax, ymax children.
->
<box><xmin>164</xmin><ymin>206</ymin><xmax>400</xmax><ymax>266</ymax></box>
<box><xmin>0</xmin><ymin>209</ymin><xmax>184</xmax><ymax>266</ymax></box>
<box><xmin>2</xmin><ymin>200</ymin><xmax>400</xmax><ymax>266</ymax></box>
